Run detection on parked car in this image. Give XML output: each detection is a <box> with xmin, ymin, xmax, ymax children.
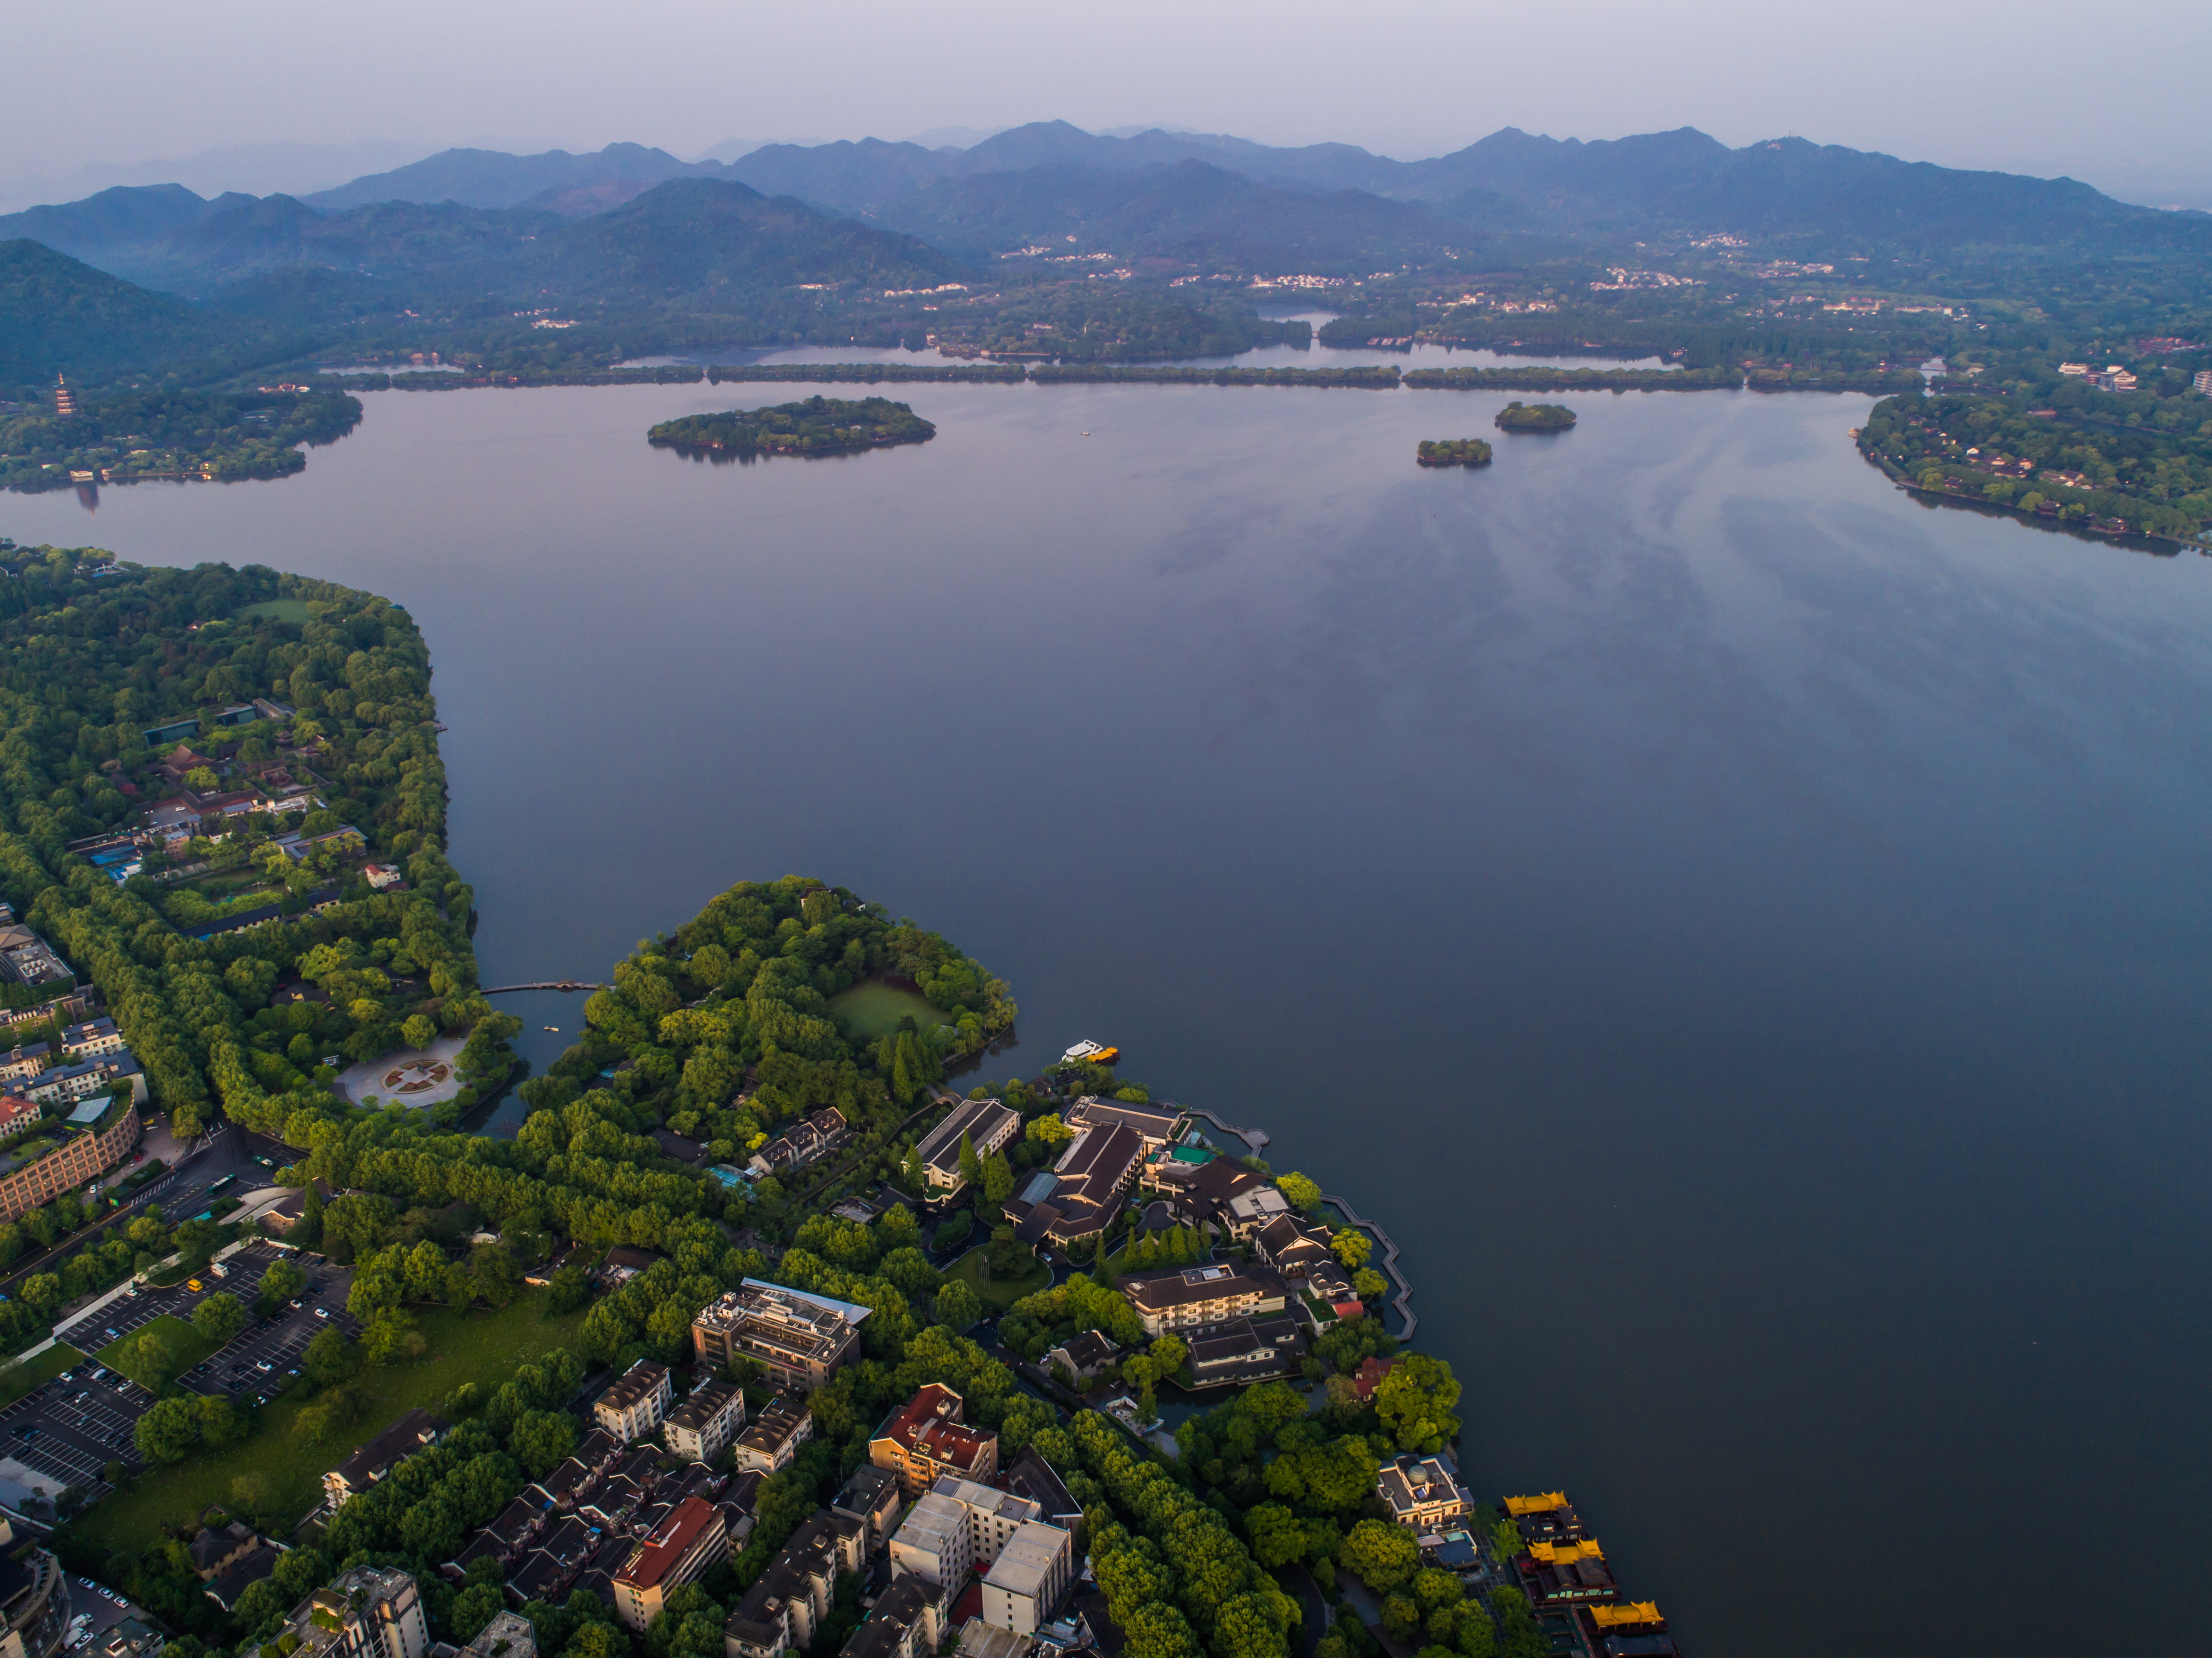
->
<box><xmin>313</xmin><ymin>1307</ymin><xmax>329</xmax><ymax>1319</ymax></box>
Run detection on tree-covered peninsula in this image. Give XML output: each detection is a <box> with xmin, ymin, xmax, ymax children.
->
<box><xmin>1493</xmin><ymin>401</ymin><xmax>1577</xmax><ymax>431</ymax></box>
<box><xmin>1416</xmin><ymin>438</ymin><xmax>1493</xmax><ymax>467</ymax></box>
<box><xmin>646</xmin><ymin>394</ymin><xmax>935</xmax><ymax>457</ymax></box>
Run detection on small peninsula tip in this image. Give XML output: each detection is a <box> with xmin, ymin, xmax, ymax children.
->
<box><xmin>1494</xmin><ymin>400</ymin><xmax>1578</xmax><ymax>431</ymax></box>
<box><xmin>1416</xmin><ymin>438</ymin><xmax>1493</xmax><ymax>468</ymax></box>
<box><xmin>648</xmin><ymin>394</ymin><xmax>935</xmax><ymax>457</ymax></box>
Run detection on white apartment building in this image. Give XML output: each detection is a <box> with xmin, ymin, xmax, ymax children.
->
<box><xmin>887</xmin><ymin>1477</ymin><xmax>1072</xmax><ymax>1632</ymax></box>
<box><xmin>593</xmin><ymin>1360</ymin><xmax>673</xmax><ymax>1443</ymax></box>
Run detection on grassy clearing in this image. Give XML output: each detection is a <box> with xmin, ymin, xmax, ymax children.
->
<box><xmin>0</xmin><ymin>1344</ymin><xmax>81</xmax><ymax>1409</ymax></box>
<box><xmin>827</xmin><ymin>978</ymin><xmax>953</xmax><ymax>1042</ymax></box>
<box><xmin>70</xmin><ymin>1291</ymin><xmax>588</xmax><ymax>1559</ymax></box>
<box><xmin>235</xmin><ymin>598</ymin><xmax>315</xmax><ymax>624</ymax></box>
<box><xmin>97</xmin><ymin>1315</ymin><xmax>217</xmax><ymax>1389</ymax></box>
<box><xmin>946</xmin><ymin>1246</ymin><xmax>1052</xmax><ymax>1311</ymax></box>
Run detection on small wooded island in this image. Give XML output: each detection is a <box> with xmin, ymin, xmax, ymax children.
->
<box><xmin>647</xmin><ymin>394</ymin><xmax>935</xmax><ymax>457</ymax></box>
<box><xmin>1417</xmin><ymin>438</ymin><xmax>1494</xmax><ymax>468</ymax></box>
<box><xmin>1494</xmin><ymin>401</ymin><xmax>1578</xmax><ymax>431</ymax></box>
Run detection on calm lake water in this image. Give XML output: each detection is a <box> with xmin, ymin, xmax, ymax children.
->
<box><xmin>11</xmin><ymin>379</ymin><xmax>2212</xmax><ymax>1657</ymax></box>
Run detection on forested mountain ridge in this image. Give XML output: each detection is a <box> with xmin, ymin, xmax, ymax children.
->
<box><xmin>300</xmin><ymin>141</ymin><xmax>724</xmax><ymax>214</ymax></box>
<box><xmin>0</xmin><ymin>240</ymin><xmax>279</xmax><ymax>387</ymax></box>
<box><xmin>538</xmin><ymin>178</ymin><xmax>965</xmax><ymax>298</ymax></box>
<box><xmin>864</xmin><ymin>159</ymin><xmax>1503</xmax><ymax>269</ymax></box>
<box><xmin>20</xmin><ymin>121</ymin><xmax>2183</xmax><ymax>253</ymax></box>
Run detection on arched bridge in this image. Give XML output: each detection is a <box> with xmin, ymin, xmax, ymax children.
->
<box><xmin>481</xmin><ymin>980</ymin><xmax>609</xmax><ymax>995</ymax></box>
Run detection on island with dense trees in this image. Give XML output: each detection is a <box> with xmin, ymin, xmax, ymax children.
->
<box><xmin>0</xmin><ymin>385</ymin><xmax>362</xmax><ymax>491</ymax></box>
<box><xmin>1416</xmin><ymin>438</ymin><xmax>1493</xmax><ymax>467</ymax></box>
<box><xmin>1493</xmin><ymin>401</ymin><xmax>1577</xmax><ymax>432</ymax></box>
<box><xmin>646</xmin><ymin>395</ymin><xmax>935</xmax><ymax>457</ymax></box>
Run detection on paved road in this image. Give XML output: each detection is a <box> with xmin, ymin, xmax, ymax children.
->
<box><xmin>1</xmin><ymin>1120</ymin><xmax>258</xmax><ymax>1301</ymax></box>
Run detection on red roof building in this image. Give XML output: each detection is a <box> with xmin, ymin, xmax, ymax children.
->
<box><xmin>1351</xmin><ymin>1354</ymin><xmax>1402</xmax><ymax>1404</ymax></box>
<box><xmin>612</xmin><ymin>1495</ymin><xmax>730</xmax><ymax>1631</ymax></box>
<box><xmin>0</xmin><ymin>1095</ymin><xmax>40</xmax><ymax>1144</ymax></box>
<box><xmin>868</xmin><ymin>1383</ymin><xmax>999</xmax><ymax>1497</ymax></box>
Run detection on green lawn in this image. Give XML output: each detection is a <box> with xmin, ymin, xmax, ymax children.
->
<box><xmin>71</xmin><ymin>1290</ymin><xmax>588</xmax><ymax>1559</ymax></box>
<box><xmin>827</xmin><ymin>979</ymin><xmax>953</xmax><ymax>1042</ymax></box>
<box><xmin>0</xmin><ymin>1344</ymin><xmax>81</xmax><ymax>1409</ymax></box>
<box><xmin>235</xmin><ymin>598</ymin><xmax>315</xmax><ymax>624</ymax></box>
<box><xmin>97</xmin><ymin>1315</ymin><xmax>217</xmax><ymax>1389</ymax></box>
<box><xmin>946</xmin><ymin>1245</ymin><xmax>1052</xmax><ymax>1311</ymax></box>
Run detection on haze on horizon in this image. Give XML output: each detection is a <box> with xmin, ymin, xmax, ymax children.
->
<box><xmin>5</xmin><ymin>0</ymin><xmax>2210</xmax><ymax>212</ymax></box>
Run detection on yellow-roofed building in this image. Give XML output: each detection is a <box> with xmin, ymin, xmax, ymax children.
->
<box><xmin>1590</xmin><ymin>1604</ymin><xmax>1664</xmax><ymax>1629</ymax></box>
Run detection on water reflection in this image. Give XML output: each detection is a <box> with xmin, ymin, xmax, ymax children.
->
<box><xmin>4</xmin><ymin>384</ymin><xmax>2208</xmax><ymax>1658</ymax></box>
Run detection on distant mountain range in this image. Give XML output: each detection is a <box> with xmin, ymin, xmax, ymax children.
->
<box><xmin>4</xmin><ymin>121</ymin><xmax>2206</xmax><ymax>394</ymax></box>
<box><xmin>4</xmin><ymin>123</ymin><xmax>2194</xmax><ymax>309</ymax></box>
<box><xmin>6</xmin><ymin>122</ymin><xmax>2201</xmax><ymax>305</ymax></box>
<box><xmin>299</xmin><ymin>121</ymin><xmax>2211</xmax><ymax>248</ymax></box>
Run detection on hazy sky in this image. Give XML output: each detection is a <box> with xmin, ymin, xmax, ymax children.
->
<box><xmin>8</xmin><ymin>0</ymin><xmax>2210</xmax><ymax>203</ymax></box>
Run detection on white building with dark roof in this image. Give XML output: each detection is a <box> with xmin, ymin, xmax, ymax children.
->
<box><xmin>1115</xmin><ymin>1263</ymin><xmax>1289</xmax><ymax>1337</ymax></box>
<box><xmin>912</xmin><ymin>1097</ymin><xmax>1019</xmax><ymax>1194</ymax></box>
<box><xmin>594</xmin><ymin>1360</ymin><xmax>674</xmax><ymax>1443</ymax></box>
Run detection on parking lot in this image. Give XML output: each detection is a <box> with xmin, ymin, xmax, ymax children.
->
<box><xmin>0</xmin><ymin>1245</ymin><xmax>358</xmax><ymax>1501</ymax></box>
<box><xmin>177</xmin><ymin>1244</ymin><xmax>360</xmax><ymax>1406</ymax></box>
<box><xmin>66</xmin><ymin>1571</ymin><xmax>153</xmax><ymax>1654</ymax></box>
<box><xmin>0</xmin><ymin>1361</ymin><xmax>153</xmax><ymax>1502</ymax></box>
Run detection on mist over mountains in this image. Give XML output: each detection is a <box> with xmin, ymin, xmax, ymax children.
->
<box><xmin>4</xmin><ymin>118</ymin><xmax>2207</xmax><ymax>396</ymax></box>
<box><xmin>8</xmin><ymin>118</ymin><xmax>2202</xmax><ymax>301</ymax></box>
